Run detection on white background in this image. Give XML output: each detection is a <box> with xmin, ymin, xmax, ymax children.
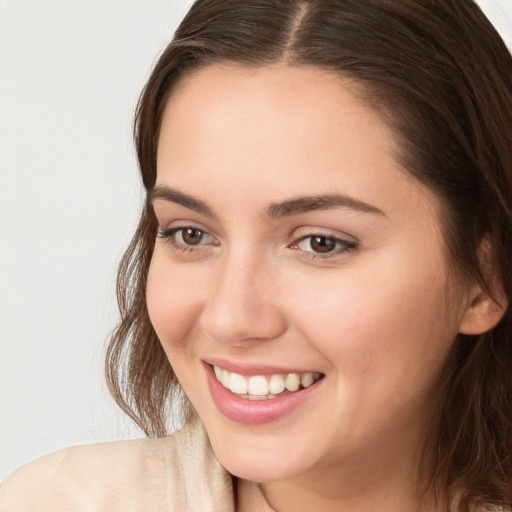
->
<box><xmin>1</xmin><ymin>0</ymin><xmax>511</xmax><ymax>481</ymax></box>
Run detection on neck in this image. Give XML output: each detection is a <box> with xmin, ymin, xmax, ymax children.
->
<box><xmin>238</xmin><ymin>473</ymin><xmax>438</xmax><ymax>512</ymax></box>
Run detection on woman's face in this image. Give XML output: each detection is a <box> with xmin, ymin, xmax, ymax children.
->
<box><xmin>147</xmin><ymin>64</ymin><xmax>471</xmax><ymax>484</ymax></box>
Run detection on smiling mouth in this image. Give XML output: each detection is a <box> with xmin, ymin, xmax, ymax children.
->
<box><xmin>212</xmin><ymin>364</ymin><xmax>324</xmax><ymax>401</ymax></box>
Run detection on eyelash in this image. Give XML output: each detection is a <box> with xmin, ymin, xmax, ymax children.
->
<box><xmin>293</xmin><ymin>235</ymin><xmax>357</xmax><ymax>259</ymax></box>
<box><xmin>157</xmin><ymin>227</ymin><xmax>217</xmax><ymax>253</ymax></box>
<box><xmin>157</xmin><ymin>227</ymin><xmax>357</xmax><ymax>258</ymax></box>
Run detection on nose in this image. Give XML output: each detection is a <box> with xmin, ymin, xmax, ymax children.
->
<box><xmin>199</xmin><ymin>251</ymin><xmax>287</xmax><ymax>347</ymax></box>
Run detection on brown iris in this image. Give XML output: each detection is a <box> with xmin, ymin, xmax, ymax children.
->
<box><xmin>309</xmin><ymin>236</ymin><xmax>337</xmax><ymax>253</ymax></box>
<box><xmin>182</xmin><ymin>228</ymin><xmax>204</xmax><ymax>245</ymax></box>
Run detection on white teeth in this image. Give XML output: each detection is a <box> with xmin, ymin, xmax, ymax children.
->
<box><xmin>248</xmin><ymin>376</ymin><xmax>269</xmax><ymax>396</ymax></box>
<box><xmin>212</xmin><ymin>365</ymin><xmax>321</xmax><ymax>398</ymax></box>
<box><xmin>301</xmin><ymin>373</ymin><xmax>314</xmax><ymax>388</ymax></box>
<box><xmin>285</xmin><ymin>373</ymin><xmax>300</xmax><ymax>392</ymax></box>
<box><xmin>220</xmin><ymin>368</ymin><xmax>230</xmax><ymax>388</ymax></box>
<box><xmin>269</xmin><ymin>374</ymin><xmax>285</xmax><ymax>394</ymax></box>
<box><xmin>229</xmin><ymin>372</ymin><xmax>248</xmax><ymax>394</ymax></box>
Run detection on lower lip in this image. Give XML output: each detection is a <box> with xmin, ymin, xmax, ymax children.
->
<box><xmin>204</xmin><ymin>363</ymin><xmax>323</xmax><ymax>424</ymax></box>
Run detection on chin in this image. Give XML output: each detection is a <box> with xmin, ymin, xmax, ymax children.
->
<box><xmin>202</xmin><ymin>420</ymin><xmax>316</xmax><ymax>483</ymax></box>
<box><xmin>214</xmin><ymin>445</ymin><xmax>307</xmax><ymax>483</ymax></box>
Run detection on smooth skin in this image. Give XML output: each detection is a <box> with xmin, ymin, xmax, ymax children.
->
<box><xmin>146</xmin><ymin>64</ymin><xmax>504</xmax><ymax>512</ymax></box>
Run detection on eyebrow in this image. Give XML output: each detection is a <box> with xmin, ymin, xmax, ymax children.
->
<box><xmin>149</xmin><ymin>185</ymin><xmax>385</xmax><ymax>219</ymax></box>
<box><xmin>149</xmin><ymin>186</ymin><xmax>213</xmax><ymax>216</ymax></box>
<box><xmin>267</xmin><ymin>194</ymin><xmax>385</xmax><ymax>218</ymax></box>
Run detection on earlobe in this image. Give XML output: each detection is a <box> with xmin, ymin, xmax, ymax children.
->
<box><xmin>458</xmin><ymin>285</ymin><xmax>508</xmax><ymax>335</ymax></box>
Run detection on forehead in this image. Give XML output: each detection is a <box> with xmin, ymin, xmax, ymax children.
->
<box><xmin>159</xmin><ymin>65</ymin><xmax>392</xmax><ymax>171</ymax></box>
<box><xmin>159</xmin><ymin>63</ymin><xmax>393</xmax><ymax>150</ymax></box>
<box><xmin>156</xmin><ymin>63</ymin><xmax>438</xmax><ymax>224</ymax></box>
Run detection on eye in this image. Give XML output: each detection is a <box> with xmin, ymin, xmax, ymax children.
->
<box><xmin>158</xmin><ymin>226</ymin><xmax>217</xmax><ymax>248</ymax></box>
<box><xmin>295</xmin><ymin>235</ymin><xmax>356</xmax><ymax>255</ymax></box>
<box><xmin>175</xmin><ymin>227</ymin><xmax>211</xmax><ymax>245</ymax></box>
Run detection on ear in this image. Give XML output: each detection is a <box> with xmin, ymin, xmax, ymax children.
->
<box><xmin>458</xmin><ymin>237</ymin><xmax>508</xmax><ymax>336</ymax></box>
<box><xmin>458</xmin><ymin>285</ymin><xmax>508</xmax><ymax>335</ymax></box>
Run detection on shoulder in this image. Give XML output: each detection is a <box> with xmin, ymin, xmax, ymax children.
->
<box><xmin>0</xmin><ymin>436</ymin><xmax>170</xmax><ymax>511</ymax></box>
<box><xmin>0</xmin><ymin>417</ymin><xmax>234</xmax><ymax>511</ymax></box>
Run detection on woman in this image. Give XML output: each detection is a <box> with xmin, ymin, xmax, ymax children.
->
<box><xmin>2</xmin><ymin>0</ymin><xmax>511</xmax><ymax>510</ymax></box>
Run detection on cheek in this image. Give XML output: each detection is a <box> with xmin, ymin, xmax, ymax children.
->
<box><xmin>146</xmin><ymin>252</ymin><xmax>204</xmax><ymax>352</ymax></box>
<box><xmin>284</xmin><ymin>257</ymin><xmax>457</xmax><ymax>391</ymax></box>
<box><xmin>288</xmin><ymin>267</ymin><xmax>458</xmax><ymax>439</ymax></box>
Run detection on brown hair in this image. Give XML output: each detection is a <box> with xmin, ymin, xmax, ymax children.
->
<box><xmin>105</xmin><ymin>0</ymin><xmax>512</xmax><ymax>508</ymax></box>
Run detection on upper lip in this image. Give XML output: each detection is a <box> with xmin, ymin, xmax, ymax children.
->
<box><xmin>203</xmin><ymin>358</ymin><xmax>324</xmax><ymax>377</ymax></box>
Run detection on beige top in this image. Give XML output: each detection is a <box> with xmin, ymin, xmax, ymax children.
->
<box><xmin>0</xmin><ymin>417</ymin><xmax>237</xmax><ymax>512</ymax></box>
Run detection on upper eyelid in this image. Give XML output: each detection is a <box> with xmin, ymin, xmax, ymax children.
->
<box><xmin>294</xmin><ymin>233</ymin><xmax>353</xmax><ymax>243</ymax></box>
<box><xmin>159</xmin><ymin>225</ymin><xmax>212</xmax><ymax>237</ymax></box>
<box><xmin>292</xmin><ymin>234</ymin><xmax>357</xmax><ymax>250</ymax></box>
<box><xmin>158</xmin><ymin>226</ymin><xmax>219</xmax><ymax>247</ymax></box>
<box><xmin>157</xmin><ymin>219</ymin><xmax>216</xmax><ymax>235</ymax></box>
<box><xmin>291</xmin><ymin>226</ymin><xmax>359</xmax><ymax>243</ymax></box>
<box><xmin>158</xmin><ymin>220</ymin><xmax>204</xmax><ymax>229</ymax></box>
